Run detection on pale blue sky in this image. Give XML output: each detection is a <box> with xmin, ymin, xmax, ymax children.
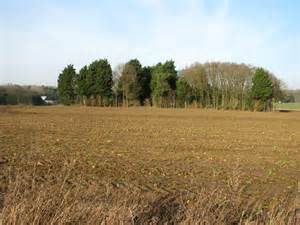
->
<box><xmin>0</xmin><ymin>0</ymin><xmax>299</xmax><ymax>88</ymax></box>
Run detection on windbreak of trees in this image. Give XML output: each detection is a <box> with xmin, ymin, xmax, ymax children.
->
<box><xmin>58</xmin><ymin>59</ymin><xmax>285</xmax><ymax>111</ymax></box>
<box><xmin>58</xmin><ymin>60</ymin><xmax>113</xmax><ymax>106</ymax></box>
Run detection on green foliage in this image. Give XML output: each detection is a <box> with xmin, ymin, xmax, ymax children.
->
<box><xmin>251</xmin><ymin>68</ymin><xmax>273</xmax><ymax>101</ymax></box>
<box><xmin>151</xmin><ymin>60</ymin><xmax>177</xmax><ymax>107</ymax></box>
<box><xmin>57</xmin><ymin>65</ymin><xmax>76</xmax><ymax>105</ymax></box>
<box><xmin>76</xmin><ymin>66</ymin><xmax>89</xmax><ymax>97</ymax></box>
<box><xmin>176</xmin><ymin>77</ymin><xmax>193</xmax><ymax>107</ymax></box>
<box><xmin>54</xmin><ymin>59</ymin><xmax>285</xmax><ymax>111</ymax></box>
<box><xmin>95</xmin><ymin>60</ymin><xmax>113</xmax><ymax>99</ymax></box>
<box><xmin>119</xmin><ymin>59</ymin><xmax>152</xmax><ymax>106</ymax></box>
<box><xmin>139</xmin><ymin>66</ymin><xmax>152</xmax><ymax>105</ymax></box>
<box><xmin>86</xmin><ymin>59</ymin><xmax>113</xmax><ymax>105</ymax></box>
<box><xmin>251</xmin><ymin>68</ymin><xmax>273</xmax><ymax>111</ymax></box>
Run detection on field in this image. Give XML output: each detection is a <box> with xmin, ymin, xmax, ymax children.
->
<box><xmin>275</xmin><ymin>103</ymin><xmax>300</xmax><ymax>111</ymax></box>
<box><xmin>1</xmin><ymin>106</ymin><xmax>300</xmax><ymax>224</ymax></box>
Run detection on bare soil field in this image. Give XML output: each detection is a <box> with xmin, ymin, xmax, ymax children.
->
<box><xmin>0</xmin><ymin>106</ymin><xmax>300</xmax><ymax>224</ymax></box>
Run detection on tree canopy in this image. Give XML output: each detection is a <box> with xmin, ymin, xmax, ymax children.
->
<box><xmin>57</xmin><ymin>65</ymin><xmax>76</xmax><ymax>105</ymax></box>
<box><xmin>75</xmin><ymin>59</ymin><xmax>113</xmax><ymax>106</ymax></box>
<box><xmin>151</xmin><ymin>60</ymin><xmax>177</xmax><ymax>107</ymax></box>
<box><xmin>251</xmin><ymin>68</ymin><xmax>273</xmax><ymax>111</ymax></box>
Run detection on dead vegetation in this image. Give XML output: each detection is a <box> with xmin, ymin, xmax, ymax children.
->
<box><xmin>0</xmin><ymin>164</ymin><xmax>296</xmax><ymax>224</ymax></box>
<box><xmin>0</xmin><ymin>106</ymin><xmax>300</xmax><ymax>224</ymax></box>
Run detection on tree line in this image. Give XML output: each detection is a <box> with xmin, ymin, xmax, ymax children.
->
<box><xmin>58</xmin><ymin>59</ymin><xmax>285</xmax><ymax>111</ymax></box>
<box><xmin>0</xmin><ymin>85</ymin><xmax>58</xmax><ymax>105</ymax></box>
<box><xmin>283</xmin><ymin>89</ymin><xmax>300</xmax><ymax>103</ymax></box>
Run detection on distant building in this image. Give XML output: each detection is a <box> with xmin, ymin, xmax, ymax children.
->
<box><xmin>45</xmin><ymin>99</ymin><xmax>56</xmax><ymax>104</ymax></box>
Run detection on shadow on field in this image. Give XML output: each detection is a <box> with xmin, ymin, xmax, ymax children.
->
<box><xmin>134</xmin><ymin>193</ymin><xmax>184</xmax><ymax>224</ymax></box>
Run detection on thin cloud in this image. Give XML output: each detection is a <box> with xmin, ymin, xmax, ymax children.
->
<box><xmin>0</xmin><ymin>0</ymin><xmax>299</xmax><ymax>88</ymax></box>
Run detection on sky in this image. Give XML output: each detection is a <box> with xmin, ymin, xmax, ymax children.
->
<box><xmin>0</xmin><ymin>0</ymin><xmax>300</xmax><ymax>89</ymax></box>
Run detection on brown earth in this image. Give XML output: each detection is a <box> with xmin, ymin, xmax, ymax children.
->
<box><xmin>0</xmin><ymin>106</ymin><xmax>300</xmax><ymax>224</ymax></box>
